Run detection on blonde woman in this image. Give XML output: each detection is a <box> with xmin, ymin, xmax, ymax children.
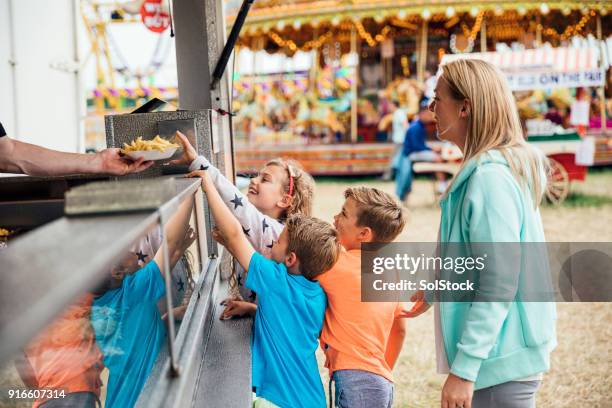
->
<box><xmin>404</xmin><ymin>59</ymin><xmax>556</xmax><ymax>408</ymax></box>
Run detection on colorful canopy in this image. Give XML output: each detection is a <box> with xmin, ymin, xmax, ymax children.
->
<box><xmin>441</xmin><ymin>46</ymin><xmax>605</xmax><ymax>90</ymax></box>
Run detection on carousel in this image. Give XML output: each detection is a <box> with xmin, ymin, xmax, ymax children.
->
<box><xmin>226</xmin><ymin>0</ymin><xmax>612</xmax><ymax>180</ymax></box>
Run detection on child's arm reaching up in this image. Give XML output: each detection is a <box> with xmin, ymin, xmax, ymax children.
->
<box><xmin>187</xmin><ymin>170</ymin><xmax>255</xmax><ymax>272</ymax></box>
<box><xmin>170</xmin><ymin>131</ymin><xmax>282</xmax><ymax>252</ymax></box>
<box><xmin>153</xmin><ymin>195</ymin><xmax>195</xmax><ymax>275</ymax></box>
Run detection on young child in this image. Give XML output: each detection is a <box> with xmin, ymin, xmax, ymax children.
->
<box><xmin>17</xmin><ymin>294</ymin><xmax>105</xmax><ymax>408</ymax></box>
<box><xmin>188</xmin><ymin>169</ymin><xmax>339</xmax><ymax>408</ymax></box>
<box><xmin>171</xmin><ymin>131</ymin><xmax>315</xmax><ymax>317</ymax></box>
<box><xmin>90</xmin><ymin>197</ymin><xmax>195</xmax><ymax>408</ymax></box>
<box><xmin>317</xmin><ymin>187</ymin><xmax>407</xmax><ymax>408</ymax></box>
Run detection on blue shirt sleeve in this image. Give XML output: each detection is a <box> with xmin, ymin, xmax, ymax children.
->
<box><xmin>245</xmin><ymin>252</ymin><xmax>286</xmax><ymax>296</ymax></box>
<box><xmin>403</xmin><ymin>121</ymin><xmax>431</xmax><ymax>155</ymax></box>
<box><xmin>402</xmin><ymin>126</ymin><xmax>412</xmax><ymax>156</ymax></box>
<box><xmin>121</xmin><ymin>260</ymin><xmax>166</xmax><ymax>306</ymax></box>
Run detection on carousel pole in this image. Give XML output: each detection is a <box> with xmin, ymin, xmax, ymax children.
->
<box><xmin>596</xmin><ymin>12</ymin><xmax>607</xmax><ymax>133</ymax></box>
<box><xmin>480</xmin><ymin>18</ymin><xmax>487</xmax><ymax>52</ymax></box>
<box><xmin>417</xmin><ymin>18</ymin><xmax>428</xmax><ymax>84</ymax></box>
<box><xmin>350</xmin><ymin>23</ymin><xmax>358</xmax><ymax>143</ymax></box>
<box><xmin>535</xmin><ymin>14</ymin><xmax>542</xmax><ymax>46</ymax></box>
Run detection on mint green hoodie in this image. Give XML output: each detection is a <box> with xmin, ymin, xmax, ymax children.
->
<box><xmin>437</xmin><ymin>149</ymin><xmax>557</xmax><ymax>390</ymax></box>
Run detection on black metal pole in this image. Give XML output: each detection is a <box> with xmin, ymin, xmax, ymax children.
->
<box><xmin>210</xmin><ymin>0</ymin><xmax>254</xmax><ymax>89</ymax></box>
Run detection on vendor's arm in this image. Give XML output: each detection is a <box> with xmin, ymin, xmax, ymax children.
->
<box><xmin>0</xmin><ymin>136</ymin><xmax>152</xmax><ymax>176</ymax></box>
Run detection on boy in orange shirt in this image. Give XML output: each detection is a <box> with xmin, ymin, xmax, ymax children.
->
<box><xmin>317</xmin><ymin>187</ymin><xmax>407</xmax><ymax>408</ymax></box>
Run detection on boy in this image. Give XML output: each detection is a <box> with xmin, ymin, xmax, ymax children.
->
<box><xmin>318</xmin><ymin>187</ymin><xmax>407</xmax><ymax>408</ymax></box>
<box><xmin>90</xmin><ymin>197</ymin><xmax>195</xmax><ymax>408</ymax></box>
<box><xmin>188</xmin><ymin>169</ymin><xmax>340</xmax><ymax>408</ymax></box>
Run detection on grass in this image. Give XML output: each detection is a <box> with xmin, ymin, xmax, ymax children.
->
<box><xmin>1</xmin><ymin>167</ymin><xmax>610</xmax><ymax>408</ymax></box>
<box><xmin>313</xmin><ymin>169</ymin><xmax>612</xmax><ymax>407</ymax></box>
<box><xmin>552</xmin><ymin>192</ymin><xmax>612</xmax><ymax>208</ymax></box>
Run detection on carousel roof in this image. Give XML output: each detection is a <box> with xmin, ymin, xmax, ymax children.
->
<box><xmin>227</xmin><ymin>1</ymin><xmax>610</xmax><ymax>29</ymax></box>
<box><xmin>225</xmin><ymin>1</ymin><xmax>611</xmax><ymax>55</ymax></box>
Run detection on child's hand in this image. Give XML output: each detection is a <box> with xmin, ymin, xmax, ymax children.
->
<box><xmin>162</xmin><ymin>305</ymin><xmax>188</xmax><ymax>321</ymax></box>
<box><xmin>186</xmin><ymin>169</ymin><xmax>212</xmax><ymax>189</ymax></box>
<box><xmin>220</xmin><ymin>300</ymin><xmax>257</xmax><ymax>320</ymax></box>
<box><xmin>398</xmin><ymin>290</ymin><xmax>431</xmax><ymax>318</ymax></box>
<box><xmin>179</xmin><ymin>227</ymin><xmax>197</xmax><ymax>252</ymax></box>
<box><xmin>211</xmin><ymin>226</ymin><xmax>228</xmax><ymax>247</ymax></box>
<box><xmin>220</xmin><ymin>295</ymin><xmax>243</xmax><ymax>306</ymax></box>
<box><xmin>167</xmin><ymin>131</ymin><xmax>197</xmax><ymax>165</ymax></box>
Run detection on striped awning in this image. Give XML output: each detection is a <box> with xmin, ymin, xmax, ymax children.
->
<box><xmin>441</xmin><ymin>46</ymin><xmax>605</xmax><ymax>90</ymax></box>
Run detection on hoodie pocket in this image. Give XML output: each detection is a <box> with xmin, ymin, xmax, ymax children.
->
<box><xmin>517</xmin><ymin>302</ymin><xmax>556</xmax><ymax>347</ymax></box>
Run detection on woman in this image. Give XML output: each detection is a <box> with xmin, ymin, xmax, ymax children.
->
<box><xmin>405</xmin><ymin>59</ymin><xmax>556</xmax><ymax>408</ymax></box>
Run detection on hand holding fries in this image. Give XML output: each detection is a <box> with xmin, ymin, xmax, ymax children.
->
<box><xmin>121</xmin><ymin>135</ymin><xmax>179</xmax><ymax>154</ymax></box>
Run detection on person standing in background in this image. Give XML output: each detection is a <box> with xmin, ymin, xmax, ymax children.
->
<box><xmin>382</xmin><ymin>100</ymin><xmax>409</xmax><ymax>181</ymax></box>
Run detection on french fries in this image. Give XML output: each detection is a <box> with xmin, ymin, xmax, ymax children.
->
<box><xmin>121</xmin><ymin>135</ymin><xmax>179</xmax><ymax>153</ymax></box>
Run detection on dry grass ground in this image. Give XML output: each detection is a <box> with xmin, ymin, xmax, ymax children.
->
<box><xmin>313</xmin><ymin>170</ymin><xmax>612</xmax><ymax>408</ymax></box>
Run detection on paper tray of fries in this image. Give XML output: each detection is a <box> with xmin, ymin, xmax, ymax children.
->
<box><xmin>121</xmin><ymin>136</ymin><xmax>180</xmax><ymax>161</ymax></box>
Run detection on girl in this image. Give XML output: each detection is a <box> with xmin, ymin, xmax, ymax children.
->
<box><xmin>171</xmin><ymin>131</ymin><xmax>315</xmax><ymax>318</ymax></box>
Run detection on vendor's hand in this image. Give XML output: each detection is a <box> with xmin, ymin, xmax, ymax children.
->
<box><xmin>398</xmin><ymin>290</ymin><xmax>431</xmax><ymax>318</ymax></box>
<box><xmin>441</xmin><ymin>373</ymin><xmax>474</xmax><ymax>408</ymax></box>
<box><xmin>212</xmin><ymin>226</ymin><xmax>228</xmax><ymax>247</ymax></box>
<box><xmin>220</xmin><ymin>300</ymin><xmax>257</xmax><ymax>320</ymax></box>
<box><xmin>167</xmin><ymin>131</ymin><xmax>197</xmax><ymax>166</ymax></box>
<box><xmin>96</xmin><ymin>148</ymin><xmax>153</xmax><ymax>175</ymax></box>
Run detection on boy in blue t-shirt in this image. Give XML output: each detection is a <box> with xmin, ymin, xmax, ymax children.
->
<box><xmin>91</xmin><ymin>197</ymin><xmax>195</xmax><ymax>408</ymax></box>
<box><xmin>188</xmin><ymin>169</ymin><xmax>340</xmax><ymax>408</ymax></box>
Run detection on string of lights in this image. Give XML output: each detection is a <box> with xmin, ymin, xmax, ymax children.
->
<box><xmin>260</xmin><ymin>7</ymin><xmax>605</xmax><ymax>53</ymax></box>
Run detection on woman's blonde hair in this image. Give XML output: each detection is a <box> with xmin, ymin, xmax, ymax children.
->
<box><xmin>265</xmin><ymin>158</ymin><xmax>314</xmax><ymax>219</ymax></box>
<box><xmin>440</xmin><ymin>59</ymin><xmax>549</xmax><ymax>207</ymax></box>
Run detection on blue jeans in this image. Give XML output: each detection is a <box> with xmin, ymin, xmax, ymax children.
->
<box><xmin>395</xmin><ymin>154</ymin><xmax>412</xmax><ymax>201</ymax></box>
<box><xmin>333</xmin><ymin>370</ymin><xmax>394</xmax><ymax>408</ymax></box>
<box><xmin>390</xmin><ymin>145</ymin><xmax>403</xmax><ymax>171</ymax></box>
<box><xmin>39</xmin><ymin>392</ymin><xmax>99</xmax><ymax>408</ymax></box>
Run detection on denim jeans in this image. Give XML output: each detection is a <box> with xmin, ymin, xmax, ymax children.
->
<box><xmin>39</xmin><ymin>392</ymin><xmax>99</xmax><ymax>408</ymax></box>
<box><xmin>473</xmin><ymin>380</ymin><xmax>541</xmax><ymax>408</ymax></box>
<box><xmin>390</xmin><ymin>144</ymin><xmax>403</xmax><ymax>171</ymax></box>
<box><xmin>333</xmin><ymin>370</ymin><xmax>394</xmax><ymax>408</ymax></box>
<box><xmin>395</xmin><ymin>154</ymin><xmax>412</xmax><ymax>201</ymax></box>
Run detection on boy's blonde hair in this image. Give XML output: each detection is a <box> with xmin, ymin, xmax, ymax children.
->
<box><xmin>265</xmin><ymin>158</ymin><xmax>314</xmax><ymax>219</ymax></box>
<box><xmin>344</xmin><ymin>187</ymin><xmax>406</xmax><ymax>242</ymax></box>
<box><xmin>285</xmin><ymin>214</ymin><xmax>340</xmax><ymax>280</ymax></box>
<box><xmin>440</xmin><ymin>59</ymin><xmax>549</xmax><ymax>207</ymax></box>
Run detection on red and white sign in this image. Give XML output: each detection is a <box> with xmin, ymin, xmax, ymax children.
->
<box><xmin>141</xmin><ymin>0</ymin><xmax>170</xmax><ymax>33</ymax></box>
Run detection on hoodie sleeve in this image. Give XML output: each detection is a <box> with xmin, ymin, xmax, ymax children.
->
<box><xmin>189</xmin><ymin>156</ymin><xmax>283</xmax><ymax>252</ymax></box>
<box><xmin>450</xmin><ymin>164</ymin><xmax>523</xmax><ymax>381</ymax></box>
